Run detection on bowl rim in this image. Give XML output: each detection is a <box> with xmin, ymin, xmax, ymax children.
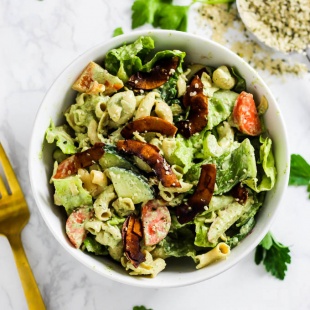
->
<box><xmin>29</xmin><ymin>29</ymin><xmax>290</xmax><ymax>288</ymax></box>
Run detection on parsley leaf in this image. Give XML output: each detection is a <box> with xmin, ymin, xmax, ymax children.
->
<box><xmin>255</xmin><ymin>232</ymin><xmax>291</xmax><ymax>280</ymax></box>
<box><xmin>289</xmin><ymin>154</ymin><xmax>310</xmax><ymax>198</ymax></box>
<box><xmin>113</xmin><ymin>27</ymin><xmax>124</xmax><ymax>37</ymax></box>
<box><xmin>153</xmin><ymin>4</ymin><xmax>189</xmax><ymax>32</ymax></box>
<box><xmin>289</xmin><ymin>154</ymin><xmax>310</xmax><ymax>185</ymax></box>
<box><xmin>131</xmin><ymin>0</ymin><xmax>189</xmax><ymax>31</ymax></box>
<box><xmin>131</xmin><ymin>0</ymin><xmax>235</xmax><ymax>32</ymax></box>
<box><xmin>131</xmin><ymin>0</ymin><xmax>164</xmax><ymax>29</ymax></box>
<box><xmin>133</xmin><ymin>306</ymin><xmax>153</xmax><ymax>310</ymax></box>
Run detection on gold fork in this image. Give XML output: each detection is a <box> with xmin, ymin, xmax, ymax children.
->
<box><xmin>0</xmin><ymin>143</ymin><xmax>45</xmax><ymax>310</ymax></box>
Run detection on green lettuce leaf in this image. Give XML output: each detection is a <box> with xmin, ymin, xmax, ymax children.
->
<box><xmin>158</xmin><ymin>76</ymin><xmax>180</xmax><ymax>105</ymax></box>
<box><xmin>194</xmin><ymin>212</ymin><xmax>216</xmax><ymax>248</ymax></box>
<box><xmin>104</xmin><ymin>36</ymin><xmax>186</xmax><ymax>82</ymax></box>
<box><xmin>104</xmin><ymin>36</ymin><xmax>155</xmax><ymax>82</ymax></box>
<box><xmin>215</xmin><ymin>138</ymin><xmax>257</xmax><ymax>194</ymax></box>
<box><xmin>83</xmin><ymin>235</ymin><xmax>108</xmax><ymax>256</ymax></box>
<box><xmin>53</xmin><ymin>175</ymin><xmax>93</xmax><ymax>214</ymax></box>
<box><xmin>202</xmin><ymin>121</ymin><xmax>238</xmax><ymax>159</ymax></box>
<box><xmin>155</xmin><ymin>227</ymin><xmax>196</xmax><ymax>259</ymax></box>
<box><xmin>226</xmin><ymin>217</ymin><xmax>256</xmax><ymax>248</ymax></box>
<box><xmin>141</xmin><ymin>49</ymin><xmax>186</xmax><ymax>73</ymax></box>
<box><xmin>230</xmin><ymin>66</ymin><xmax>247</xmax><ymax>93</ymax></box>
<box><xmin>45</xmin><ymin>121</ymin><xmax>77</xmax><ymax>154</ymax></box>
<box><xmin>165</xmin><ymin>134</ymin><xmax>194</xmax><ymax>173</ymax></box>
<box><xmin>243</xmin><ymin>136</ymin><xmax>277</xmax><ymax>192</ymax></box>
<box><xmin>207</xmin><ymin>90</ymin><xmax>239</xmax><ymax>130</ymax></box>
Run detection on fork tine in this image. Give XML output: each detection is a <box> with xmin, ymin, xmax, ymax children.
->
<box><xmin>0</xmin><ymin>144</ymin><xmax>22</xmax><ymax>194</ymax></box>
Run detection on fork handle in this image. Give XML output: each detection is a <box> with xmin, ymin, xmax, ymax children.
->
<box><xmin>7</xmin><ymin>233</ymin><xmax>46</xmax><ymax>310</ymax></box>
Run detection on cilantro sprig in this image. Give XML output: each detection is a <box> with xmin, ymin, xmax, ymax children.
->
<box><xmin>255</xmin><ymin>232</ymin><xmax>291</xmax><ymax>280</ymax></box>
<box><xmin>289</xmin><ymin>154</ymin><xmax>310</xmax><ymax>198</ymax></box>
<box><xmin>131</xmin><ymin>0</ymin><xmax>235</xmax><ymax>32</ymax></box>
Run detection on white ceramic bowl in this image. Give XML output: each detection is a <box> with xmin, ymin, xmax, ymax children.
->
<box><xmin>29</xmin><ymin>30</ymin><xmax>289</xmax><ymax>288</ymax></box>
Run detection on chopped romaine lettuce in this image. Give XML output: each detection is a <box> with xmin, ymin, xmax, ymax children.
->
<box><xmin>203</xmin><ymin>121</ymin><xmax>238</xmax><ymax>159</ymax></box>
<box><xmin>154</xmin><ymin>227</ymin><xmax>196</xmax><ymax>259</ymax></box>
<box><xmin>226</xmin><ymin>217</ymin><xmax>256</xmax><ymax>248</ymax></box>
<box><xmin>104</xmin><ymin>36</ymin><xmax>186</xmax><ymax>82</ymax></box>
<box><xmin>165</xmin><ymin>134</ymin><xmax>194</xmax><ymax>173</ymax></box>
<box><xmin>186</xmin><ymin>138</ymin><xmax>257</xmax><ymax>194</ymax></box>
<box><xmin>194</xmin><ymin>213</ymin><xmax>216</xmax><ymax>248</ymax></box>
<box><xmin>230</xmin><ymin>66</ymin><xmax>247</xmax><ymax>93</ymax></box>
<box><xmin>45</xmin><ymin>121</ymin><xmax>77</xmax><ymax>154</ymax></box>
<box><xmin>141</xmin><ymin>49</ymin><xmax>186</xmax><ymax>73</ymax></box>
<box><xmin>83</xmin><ymin>235</ymin><xmax>109</xmax><ymax>256</ymax></box>
<box><xmin>215</xmin><ymin>138</ymin><xmax>257</xmax><ymax>194</ymax></box>
<box><xmin>243</xmin><ymin>136</ymin><xmax>277</xmax><ymax>192</ymax></box>
<box><xmin>207</xmin><ymin>90</ymin><xmax>239</xmax><ymax>130</ymax></box>
<box><xmin>236</xmin><ymin>192</ymin><xmax>265</xmax><ymax>227</ymax></box>
<box><xmin>158</xmin><ymin>76</ymin><xmax>180</xmax><ymax>105</ymax></box>
<box><xmin>208</xmin><ymin>195</ymin><xmax>254</xmax><ymax>244</ymax></box>
<box><xmin>53</xmin><ymin>175</ymin><xmax>92</xmax><ymax>214</ymax></box>
<box><xmin>104</xmin><ymin>36</ymin><xmax>155</xmax><ymax>82</ymax></box>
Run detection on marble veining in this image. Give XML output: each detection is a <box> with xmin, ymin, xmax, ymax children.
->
<box><xmin>1</xmin><ymin>0</ymin><xmax>310</xmax><ymax>309</ymax></box>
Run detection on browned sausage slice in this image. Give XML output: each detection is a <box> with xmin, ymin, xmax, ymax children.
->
<box><xmin>66</xmin><ymin>206</ymin><xmax>93</xmax><ymax>248</ymax></box>
<box><xmin>127</xmin><ymin>57</ymin><xmax>179</xmax><ymax>90</ymax></box>
<box><xmin>121</xmin><ymin>116</ymin><xmax>177</xmax><ymax>139</ymax></box>
<box><xmin>117</xmin><ymin>140</ymin><xmax>181</xmax><ymax>188</ymax></box>
<box><xmin>177</xmin><ymin>92</ymin><xmax>208</xmax><ymax>138</ymax></box>
<box><xmin>122</xmin><ymin>214</ymin><xmax>145</xmax><ymax>268</ymax></box>
<box><xmin>175</xmin><ymin>164</ymin><xmax>216</xmax><ymax>224</ymax></box>
<box><xmin>177</xmin><ymin>75</ymin><xmax>208</xmax><ymax>138</ymax></box>
<box><xmin>182</xmin><ymin>75</ymin><xmax>204</xmax><ymax>108</ymax></box>
<box><xmin>230</xmin><ymin>183</ymin><xmax>248</xmax><ymax>204</ymax></box>
<box><xmin>54</xmin><ymin>143</ymin><xmax>105</xmax><ymax>179</ymax></box>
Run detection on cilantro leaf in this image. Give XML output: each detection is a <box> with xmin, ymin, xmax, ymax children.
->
<box><xmin>133</xmin><ymin>306</ymin><xmax>152</xmax><ymax>310</ymax></box>
<box><xmin>255</xmin><ymin>232</ymin><xmax>291</xmax><ymax>280</ymax></box>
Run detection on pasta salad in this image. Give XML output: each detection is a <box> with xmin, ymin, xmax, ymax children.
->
<box><xmin>45</xmin><ymin>36</ymin><xmax>276</xmax><ymax>277</ymax></box>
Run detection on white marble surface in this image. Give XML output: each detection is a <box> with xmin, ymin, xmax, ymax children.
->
<box><xmin>1</xmin><ymin>0</ymin><xmax>310</xmax><ymax>309</ymax></box>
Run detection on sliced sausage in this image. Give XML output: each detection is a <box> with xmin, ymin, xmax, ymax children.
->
<box><xmin>141</xmin><ymin>200</ymin><xmax>171</xmax><ymax>246</ymax></box>
<box><xmin>122</xmin><ymin>214</ymin><xmax>145</xmax><ymax>268</ymax></box>
<box><xmin>117</xmin><ymin>140</ymin><xmax>181</xmax><ymax>188</ymax></box>
<box><xmin>127</xmin><ymin>57</ymin><xmax>179</xmax><ymax>90</ymax></box>
<box><xmin>66</xmin><ymin>206</ymin><xmax>93</xmax><ymax>248</ymax></box>
<box><xmin>121</xmin><ymin>116</ymin><xmax>177</xmax><ymax>139</ymax></box>
<box><xmin>54</xmin><ymin>143</ymin><xmax>105</xmax><ymax>179</ymax></box>
<box><xmin>175</xmin><ymin>164</ymin><xmax>216</xmax><ymax>224</ymax></box>
<box><xmin>177</xmin><ymin>75</ymin><xmax>208</xmax><ymax>138</ymax></box>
